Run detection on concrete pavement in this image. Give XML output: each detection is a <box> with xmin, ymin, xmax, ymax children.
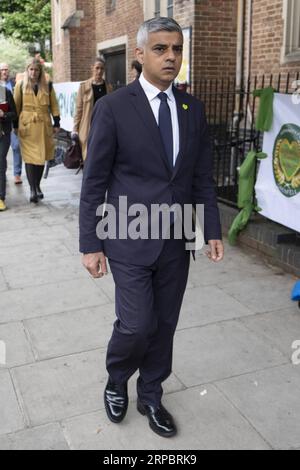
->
<box><xmin>0</xmin><ymin>155</ymin><xmax>300</xmax><ymax>450</ymax></box>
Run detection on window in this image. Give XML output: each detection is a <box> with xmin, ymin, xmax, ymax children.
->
<box><xmin>54</xmin><ymin>0</ymin><xmax>61</xmax><ymax>45</ymax></box>
<box><xmin>154</xmin><ymin>0</ymin><xmax>160</xmax><ymax>17</ymax></box>
<box><xmin>106</xmin><ymin>0</ymin><xmax>116</xmax><ymax>14</ymax></box>
<box><xmin>167</xmin><ymin>0</ymin><xmax>173</xmax><ymax>18</ymax></box>
<box><xmin>282</xmin><ymin>0</ymin><xmax>300</xmax><ymax>62</ymax></box>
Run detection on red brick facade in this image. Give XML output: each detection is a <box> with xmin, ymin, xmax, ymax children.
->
<box><xmin>193</xmin><ymin>0</ymin><xmax>238</xmax><ymax>81</ymax></box>
<box><xmin>51</xmin><ymin>0</ymin><xmax>300</xmax><ymax>85</ymax></box>
<box><xmin>243</xmin><ymin>0</ymin><xmax>300</xmax><ymax>82</ymax></box>
<box><xmin>51</xmin><ymin>0</ymin><xmax>238</xmax><ymax>85</ymax></box>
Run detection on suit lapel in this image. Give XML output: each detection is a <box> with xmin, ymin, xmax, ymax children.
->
<box><xmin>128</xmin><ymin>80</ymin><xmax>172</xmax><ymax>175</ymax></box>
<box><xmin>172</xmin><ymin>86</ymin><xmax>188</xmax><ymax>179</ymax></box>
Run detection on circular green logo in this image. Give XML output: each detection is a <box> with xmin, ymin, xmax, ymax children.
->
<box><xmin>273</xmin><ymin>123</ymin><xmax>300</xmax><ymax>197</ymax></box>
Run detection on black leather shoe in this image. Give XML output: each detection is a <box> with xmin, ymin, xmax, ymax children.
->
<box><xmin>137</xmin><ymin>400</ymin><xmax>177</xmax><ymax>438</ymax></box>
<box><xmin>37</xmin><ymin>188</ymin><xmax>44</xmax><ymax>199</ymax></box>
<box><xmin>30</xmin><ymin>189</ymin><xmax>38</xmax><ymax>203</ymax></box>
<box><xmin>104</xmin><ymin>378</ymin><xmax>128</xmax><ymax>423</ymax></box>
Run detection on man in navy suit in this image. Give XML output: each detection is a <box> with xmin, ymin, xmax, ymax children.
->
<box><xmin>80</xmin><ymin>17</ymin><xmax>224</xmax><ymax>438</ymax></box>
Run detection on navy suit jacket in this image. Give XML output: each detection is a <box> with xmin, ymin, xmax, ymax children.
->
<box><xmin>79</xmin><ymin>79</ymin><xmax>222</xmax><ymax>265</ymax></box>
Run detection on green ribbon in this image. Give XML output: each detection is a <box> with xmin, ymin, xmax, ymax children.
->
<box><xmin>228</xmin><ymin>150</ymin><xmax>267</xmax><ymax>245</ymax></box>
<box><xmin>252</xmin><ymin>86</ymin><xmax>275</xmax><ymax>132</ymax></box>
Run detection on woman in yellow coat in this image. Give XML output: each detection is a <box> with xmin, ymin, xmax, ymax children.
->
<box><xmin>14</xmin><ymin>58</ymin><xmax>60</xmax><ymax>203</ymax></box>
<box><xmin>72</xmin><ymin>57</ymin><xmax>112</xmax><ymax>160</ymax></box>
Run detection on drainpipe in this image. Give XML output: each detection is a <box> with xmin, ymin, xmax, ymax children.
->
<box><xmin>246</xmin><ymin>0</ymin><xmax>254</xmax><ymax>128</ymax></box>
<box><xmin>231</xmin><ymin>0</ymin><xmax>245</xmax><ymax>181</ymax></box>
<box><xmin>236</xmin><ymin>0</ymin><xmax>245</xmax><ymax>95</ymax></box>
<box><xmin>246</xmin><ymin>0</ymin><xmax>253</xmax><ymax>81</ymax></box>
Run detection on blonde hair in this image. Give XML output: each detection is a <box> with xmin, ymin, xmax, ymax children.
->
<box><xmin>23</xmin><ymin>58</ymin><xmax>48</xmax><ymax>93</ymax></box>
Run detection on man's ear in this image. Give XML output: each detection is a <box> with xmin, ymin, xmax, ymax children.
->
<box><xmin>135</xmin><ymin>47</ymin><xmax>144</xmax><ymax>65</ymax></box>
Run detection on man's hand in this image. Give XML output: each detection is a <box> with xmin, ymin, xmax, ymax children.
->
<box><xmin>0</xmin><ymin>109</ymin><xmax>4</xmax><ymax>118</ymax></box>
<box><xmin>206</xmin><ymin>240</ymin><xmax>224</xmax><ymax>262</ymax></box>
<box><xmin>82</xmin><ymin>252</ymin><xmax>108</xmax><ymax>278</ymax></box>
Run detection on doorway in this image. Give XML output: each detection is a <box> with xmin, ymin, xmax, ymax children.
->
<box><xmin>103</xmin><ymin>48</ymin><xmax>126</xmax><ymax>89</ymax></box>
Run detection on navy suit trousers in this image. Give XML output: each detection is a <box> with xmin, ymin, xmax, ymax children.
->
<box><xmin>107</xmin><ymin>228</ymin><xmax>190</xmax><ymax>407</ymax></box>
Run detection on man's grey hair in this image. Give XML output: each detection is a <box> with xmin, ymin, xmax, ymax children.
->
<box><xmin>137</xmin><ymin>17</ymin><xmax>183</xmax><ymax>48</ymax></box>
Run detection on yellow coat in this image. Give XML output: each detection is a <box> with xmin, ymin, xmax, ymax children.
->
<box><xmin>14</xmin><ymin>82</ymin><xmax>60</xmax><ymax>165</ymax></box>
<box><xmin>73</xmin><ymin>78</ymin><xmax>113</xmax><ymax>160</ymax></box>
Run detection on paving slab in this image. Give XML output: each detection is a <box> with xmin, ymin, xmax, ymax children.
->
<box><xmin>0</xmin><ymin>240</ymin><xmax>70</xmax><ymax>268</ymax></box>
<box><xmin>0</xmin><ymin>278</ymin><xmax>110</xmax><ymax>324</ymax></box>
<box><xmin>216</xmin><ymin>364</ymin><xmax>300</xmax><ymax>449</ymax></box>
<box><xmin>0</xmin><ymin>322</ymin><xmax>35</xmax><ymax>368</ymax></box>
<box><xmin>24</xmin><ymin>304</ymin><xmax>115</xmax><ymax>360</ymax></box>
<box><xmin>63</xmin><ymin>236</ymin><xmax>81</xmax><ymax>256</ymax></box>
<box><xmin>0</xmin><ymin>225</ymin><xmax>71</xmax><ymax>249</ymax></box>
<box><xmin>187</xmin><ymin>250</ymin><xmax>273</xmax><ymax>288</ymax></box>
<box><xmin>173</xmin><ymin>320</ymin><xmax>288</xmax><ymax>387</ymax></box>
<box><xmin>0</xmin><ymin>269</ymin><xmax>8</xmax><ymax>293</ymax></box>
<box><xmin>178</xmin><ymin>285</ymin><xmax>253</xmax><ymax>330</ymax></box>
<box><xmin>218</xmin><ymin>275</ymin><xmax>295</xmax><ymax>314</ymax></box>
<box><xmin>0</xmin><ymin>422</ymin><xmax>69</xmax><ymax>450</ymax></box>
<box><xmin>0</xmin><ymin>370</ymin><xmax>25</xmax><ymax>436</ymax></box>
<box><xmin>92</xmin><ymin>271</ymin><xmax>116</xmax><ymax>303</ymax></box>
<box><xmin>240</xmin><ymin>307</ymin><xmax>300</xmax><ymax>360</ymax></box>
<box><xmin>2</xmin><ymin>255</ymin><xmax>88</xmax><ymax>289</ymax></box>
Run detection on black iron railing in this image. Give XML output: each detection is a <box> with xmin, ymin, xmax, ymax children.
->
<box><xmin>194</xmin><ymin>72</ymin><xmax>300</xmax><ymax>206</ymax></box>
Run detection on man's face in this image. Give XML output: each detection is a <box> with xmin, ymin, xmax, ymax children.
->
<box><xmin>0</xmin><ymin>65</ymin><xmax>9</xmax><ymax>82</ymax></box>
<box><xmin>136</xmin><ymin>31</ymin><xmax>183</xmax><ymax>90</ymax></box>
<box><xmin>92</xmin><ymin>62</ymin><xmax>105</xmax><ymax>82</ymax></box>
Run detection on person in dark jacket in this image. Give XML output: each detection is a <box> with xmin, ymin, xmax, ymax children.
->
<box><xmin>0</xmin><ymin>63</ymin><xmax>23</xmax><ymax>184</ymax></box>
<box><xmin>80</xmin><ymin>17</ymin><xmax>224</xmax><ymax>438</ymax></box>
<box><xmin>0</xmin><ymin>84</ymin><xmax>17</xmax><ymax>211</ymax></box>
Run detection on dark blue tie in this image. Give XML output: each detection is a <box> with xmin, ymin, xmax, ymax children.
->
<box><xmin>158</xmin><ymin>92</ymin><xmax>173</xmax><ymax>169</ymax></box>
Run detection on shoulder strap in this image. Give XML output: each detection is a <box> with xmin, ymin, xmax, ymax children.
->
<box><xmin>20</xmin><ymin>80</ymin><xmax>23</xmax><ymax>111</ymax></box>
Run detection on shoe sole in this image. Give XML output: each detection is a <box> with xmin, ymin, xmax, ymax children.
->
<box><xmin>137</xmin><ymin>402</ymin><xmax>177</xmax><ymax>438</ymax></box>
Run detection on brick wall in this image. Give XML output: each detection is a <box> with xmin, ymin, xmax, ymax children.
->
<box><xmin>52</xmin><ymin>0</ymin><xmax>239</xmax><ymax>84</ymax></box>
<box><xmin>52</xmin><ymin>0</ymin><xmax>300</xmax><ymax>85</ymax></box>
<box><xmin>51</xmin><ymin>0</ymin><xmax>77</xmax><ymax>82</ymax></box>
<box><xmin>94</xmin><ymin>0</ymin><xmax>144</xmax><ymax>83</ymax></box>
<box><xmin>69</xmin><ymin>0</ymin><xmax>96</xmax><ymax>82</ymax></box>
<box><xmin>244</xmin><ymin>0</ymin><xmax>300</xmax><ymax>83</ymax></box>
<box><xmin>52</xmin><ymin>0</ymin><xmax>96</xmax><ymax>83</ymax></box>
<box><xmin>193</xmin><ymin>0</ymin><xmax>238</xmax><ymax>82</ymax></box>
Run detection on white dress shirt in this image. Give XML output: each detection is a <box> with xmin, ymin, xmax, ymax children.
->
<box><xmin>139</xmin><ymin>73</ymin><xmax>180</xmax><ymax>166</ymax></box>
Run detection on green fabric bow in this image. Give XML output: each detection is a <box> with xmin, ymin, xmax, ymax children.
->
<box><xmin>228</xmin><ymin>150</ymin><xmax>267</xmax><ymax>245</ymax></box>
<box><xmin>227</xmin><ymin>85</ymin><xmax>276</xmax><ymax>244</ymax></box>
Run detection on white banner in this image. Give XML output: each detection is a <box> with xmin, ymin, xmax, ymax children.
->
<box><xmin>255</xmin><ymin>93</ymin><xmax>300</xmax><ymax>232</ymax></box>
<box><xmin>53</xmin><ymin>82</ymin><xmax>80</xmax><ymax>131</ymax></box>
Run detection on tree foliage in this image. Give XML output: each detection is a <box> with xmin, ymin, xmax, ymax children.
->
<box><xmin>0</xmin><ymin>35</ymin><xmax>28</xmax><ymax>77</ymax></box>
<box><xmin>0</xmin><ymin>0</ymin><xmax>51</xmax><ymax>48</ymax></box>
